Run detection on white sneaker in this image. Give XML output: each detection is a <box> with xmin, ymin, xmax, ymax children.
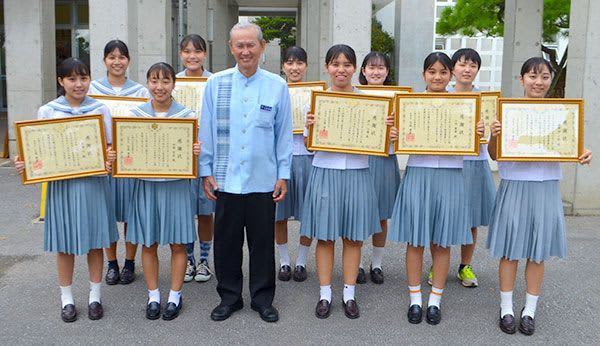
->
<box><xmin>184</xmin><ymin>259</ymin><xmax>196</xmax><ymax>282</ymax></box>
<box><xmin>194</xmin><ymin>261</ymin><xmax>212</xmax><ymax>282</ymax></box>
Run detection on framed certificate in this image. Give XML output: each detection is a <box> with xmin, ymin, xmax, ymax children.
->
<box><xmin>355</xmin><ymin>85</ymin><xmax>413</xmax><ymax>97</ymax></box>
<box><xmin>288</xmin><ymin>82</ymin><xmax>327</xmax><ymax>134</ymax></box>
<box><xmin>479</xmin><ymin>91</ymin><xmax>501</xmax><ymax>144</ymax></box>
<box><xmin>172</xmin><ymin>77</ymin><xmax>208</xmax><ymax>118</ymax></box>
<box><xmin>15</xmin><ymin>114</ymin><xmax>108</xmax><ymax>185</ymax></box>
<box><xmin>112</xmin><ymin>117</ymin><xmax>198</xmax><ymax>178</ymax></box>
<box><xmin>308</xmin><ymin>91</ymin><xmax>392</xmax><ymax>156</ymax></box>
<box><xmin>394</xmin><ymin>92</ymin><xmax>481</xmax><ymax>156</ymax></box>
<box><xmin>497</xmin><ymin>98</ymin><xmax>584</xmax><ymax>162</ymax></box>
<box><xmin>89</xmin><ymin>94</ymin><xmax>148</xmax><ymax>117</ymax></box>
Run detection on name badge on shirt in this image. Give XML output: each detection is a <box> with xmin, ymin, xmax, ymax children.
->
<box><xmin>260</xmin><ymin>105</ymin><xmax>272</xmax><ymax>112</ymax></box>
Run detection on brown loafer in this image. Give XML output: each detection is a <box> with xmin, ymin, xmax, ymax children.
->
<box><xmin>499</xmin><ymin>311</ymin><xmax>516</xmax><ymax>334</ymax></box>
<box><xmin>88</xmin><ymin>301</ymin><xmax>104</xmax><ymax>320</ymax></box>
<box><xmin>278</xmin><ymin>265</ymin><xmax>292</xmax><ymax>281</ymax></box>
<box><xmin>61</xmin><ymin>304</ymin><xmax>77</xmax><ymax>323</ymax></box>
<box><xmin>343</xmin><ymin>299</ymin><xmax>360</xmax><ymax>319</ymax></box>
<box><xmin>315</xmin><ymin>299</ymin><xmax>331</xmax><ymax>319</ymax></box>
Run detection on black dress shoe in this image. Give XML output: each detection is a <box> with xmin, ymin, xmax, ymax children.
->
<box><xmin>162</xmin><ymin>298</ymin><xmax>183</xmax><ymax>321</ymax></box>
<box><xmin>370</xmin><ymin>266</ymin><xmax>384</xmax><ymax>284</ymax></box>
<box><xmin>426</xmin><ymin>306</ymin><xmax>441</xmax><ymax>325</ymax></box>
<box><xmin>343</xmin><ymin>299</ymin><xmax>360</xmax><ymax>319</ymax></box>
<box><xmin>210</xmin><ymin>300</ymin><xmax>243</xmax><ymax>321</ymax></box>
<box><xmin>519</xmin><ymin>312</ymin><xmax>535</xmax><ymax>336</ymax></box>
<box><xmin>119</xmin><ymin>267</ymin><xmax>135</xmax><ymax>285</ymax></box>
<box><xmin>315</xmin><ymin>299</ymin><xmax>331</xmax><ymax>319</ymax></box>
<box><xmin>105</xmin><ymin>267</ymin><xmax>120</xmax><ymax>285</ymax></box>
<box><xmin>88</xmin><ymin>301</ymin><xmax>104</xmax><ymax>320</ymax></box>
<box><xmin>356</xmin><ymin>268</ymin><xmax>367</xmax><ymax>284</ymax></box>
<box><xmin>251</xmin><ymin>304</ymin><xmax>279</xmax><ymax>323</ymax></box>
<box><xmin>278</xmin><ymin>265</ymin><xmax>292</xmax><ymax>281</ymax></box>
<box><xmin>146</xmin><ymin>301</ymin><xmax>161</xmax><ymax>320</ymax></box>
<box><xmin>293</xmin><ymin>265</ymin><xmax>307</xmax><ymax>282</ymax></box>
<box><xmin>499</xmin><ymin>311</ymin><xmax>516</xmax><ymax>334</ymax></box>
<box><xmin>61</xmin><ymin>304</ymin><xmax>77</xmax><ymax>323</ymax></box>
<box><xmin>407</xmin><ymin>304</ymin><xmax>423</xmax><ymax>324</ymax></box>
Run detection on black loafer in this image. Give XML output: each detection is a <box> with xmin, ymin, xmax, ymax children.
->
<box><xmin>407</xmin><ymin>304</ymin><xmax>423</xmax><ymax>324</ymax></box>
<box><xmin>61</xmin><ymin>304</ymin><xmax>77</xmax><ymax>323</ymax></box>
<box><xmin>119</xmin><ymin>267</ymin><xmax>135</xmax><ymax>285</ymax></box>
<box><xmin>88</xmin><ymin>301</ymin><xmax>104</xmax><ymax>320</ymax></box>
<box><xmin>162</xmin><ymin>298</ymin><xmax>183</xmax><ymax>321</ymax></box>
<box><xmin>499</xmin><ymin>311</ymin><xmax>516</xmax><ymax>334</ymax></box>
<box><xmin>105</xmin><ymin>267</ymin><xmax>120</xmax><ymax>285</ymax></box>
<box><xmin>343</xmin><ymin>299</ymin><xmax>360</xmax><ymax>319</ymax></box>
<box><xmin>146</xmin><ymin>301</ymin><xmax>161</xmax><ymax>320</ymax></box>
<box><xmin>519</xmin><ymin>312</ymin><xmax>535</xmax><ymax>336</ymax></box>
<box><xmin>210</xmin><ymin>300</ymin><xmax>243</xmax><ymax>321</ymax></box>
<box><xmin>356</xmin><ymin>268</ymin><xmax>367</xmax><ymax>284</ymax></box>
<box><xmin>315</xmin><ymin>299</ymin><xmax>331</xmax><ymax>319</ymax></box>
<box><xmin>426</xmin><ymin>306</ymin><xmax>441</xmax><ymax>325</ymax></box>
<box><xmin>251</xmin><ymin>304</ymin><xmax>279</xmax><ymax>323</ymax></box>
<box><xmin>370</xmin><ymin>266</ymin><xmax>384</xmax><ymax>284</ymax></box>
<box><xmin>293</xmin><ymin>265</ymin><xmax>307</xmax><ymax>282</ymax></box>
<box><xmin>278</xmin><ymin>265</ymin><xmax>292</xmax><ymax>281</ymax></box>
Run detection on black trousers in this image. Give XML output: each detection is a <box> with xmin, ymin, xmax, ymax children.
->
<box><xmin>214</xmin><ymin>191</ymin><xmax>276</xmax><ymax>307</ymax></box>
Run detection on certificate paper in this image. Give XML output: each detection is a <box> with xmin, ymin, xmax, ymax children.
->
<box><xmin>89</xmin><ymin>95</ymin><xmax>148</xmax><ymax>117</ymax></box>
<box><xmin>308</xmin><ymin>91</ymin><xmax>392</xmax><ymax>156</ymax></box>
<box><xmin>479</xmin><ymin>91</ymin><xmax>500</xmax><ymax>143</ymax></box>
<box><xmin>16</xmin><ymin>114</ymin><xmax>108</xmax><ymax>184</ymax></box>
<box><xmin>394</xmin><ymin>93</ymin><xmax>480</xmax><ymax>155</ymax></box>
<box><xmin>497</xmin><ymin>99</ymin><xmax>584</xmax><ymax>162</ymax></box>
<box><xmin>172</xmin><ymin>77</ymin><xmax>207</xmax><ymax>119</ymax></box>
<box><xmin>288</xmin><ymin>82</ymin><xmax>327</xmax><ymax>134</ymax></box>
<box><xmin>112</xmin><ymin>117</ymin><xmax>197</xmax><ymax>178</ymax></box>
<box><xmin>355</xmin><ymin>85</ymin><xmax>412</xmax><ymax>98</ymax></box>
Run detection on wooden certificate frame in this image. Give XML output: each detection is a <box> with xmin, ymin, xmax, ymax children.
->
<box><xmin>172</xmin><ymin>77</ymin><xmax>209</xmax><ymax>116</ymax></box>
<box><xmin>288</xmin><ymin>81</ymin><xmax>327</xmax><ymax>134</ymax></box>
<box><xmin>497</xmin><ymin>98</ymin><xmax>584</xmax><ymax>162</ymax></box>
<box><xmin>308</xmin><ymin>90</ymin><xmax>392</xmax><ymax>157</ymax></box>
<box><xmin>16</xmin><ymin>114</ymin><xmax>108</xmax><ymax>185</ymax></box>
<box><xmin>355</xmin><ymin>85</ymin><xmax>413</xmax><ymax>95</ymax></box>
<box><xmin>112</xmin><ymin>117</ymin><xmax>198</xmax><ymax>178</ymax></box>
<box><xmin>479</xmin><ymin>91</ymin><xmax>501</xmax><ymax>144</ymax></box>
<box><xmin>394</xmin><ymin>92</ymin><xmax>481</xmax><ymax>156</ymax></box>
<box><xmin>89</xmin><ymin>94</ymin><xmax>149</xmax><ymax>117</ymax></box>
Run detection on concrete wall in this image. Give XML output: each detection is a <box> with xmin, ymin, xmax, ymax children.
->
<box><xmin>135</xmin><ymin>0</ymin><xmax>172</xmax><ymax>80</ymax></box>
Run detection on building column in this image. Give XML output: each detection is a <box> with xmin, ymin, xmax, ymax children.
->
<box><xmin>563</xmin><ymin>0</ymin><xmax>600</xmax><ymax>215</ymax></box>
<box><xmin>4</xmin><ymin>0</ymin><xmax>56</xmax><ymax>157</ymax></box>
<box><xmin>394</xmin><ymin>0</ymin><xmax>434</xmax><ymax>90</ymax></box>
<box><xmin>134</xmin><ymin>0</ymin><xmax>172</xmax><ymax>80</ymax></box>
<box><xmin>500</xmin><ymin>0</ymin><xmax>543</xmax><ymax>97</ymax></box>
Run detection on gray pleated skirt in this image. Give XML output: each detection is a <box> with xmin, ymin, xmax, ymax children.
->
<box><xmin>486</xmin><ymin>179</ymin><xmax>566</xmax><ymax>263</ymax></box>
<box><xmin>127</xmin><ymin>179</ymin><xmax>197</xmax><ymax>246</ymax></box>
<box><xmin>109</xmin><ymin>176</ymin><xmax>135</xmax><ymax>223</ymax></box>
<box><xmin>191</xmin><ymin>177</ymin><xmax>215</xmax><ymax>215</ymax></box>
<box><xmin>369</xmin><ymin>155</ymin><xmax>401</xmax><ymax>220</ymax></box>
<box><xmin>463</xmin><ymin>160</ymin><xmax>496</xmax><ymax>228</ymax></box>
<box><xmin>300</xmin><ymin>167</ymin><xmax>380</xmax><ymax>241</ymax></box>
<box><xmin>389</xmin><ymin>167</ymin><xmax>471</xmax><ymax>247</ymax></box>
<box><xmin>44</xmin><ymin>176</ymin><xmax>118</xmax><ymax>255</ymax></box>
<box><xmin>276</xmin><ymin>155</ymin><xmax>313</xmax><ymax>222</ymax></box>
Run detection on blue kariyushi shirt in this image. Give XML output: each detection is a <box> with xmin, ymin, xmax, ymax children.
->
<box><xmin>199</xmin><ymin>66</ymin><xmax>293</xmax><ymax>194</ymax></box>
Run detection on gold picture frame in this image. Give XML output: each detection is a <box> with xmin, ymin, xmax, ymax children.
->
<box><xmin>479</xmin><ymin>91</ymin><xmax>501</xmax><ymax>144</ymax></box>
<box><xmin>172</xmin><ymin>77</ymin><xmax>209</xmax><ymax>117</ymax></box>
<box><xmin>88</xmin><ymin>94</ymin><xmax>149</xmax><ymax>117</ymax></box>
<box><xmin>355</xmin><ymin>85</ymin><xmax>413</xmax><ymax>96</ymax></box>
<box><xmin>288</xmin><ymin>81</ymin><xmax>327</xmax><ymax>134</ymax></box>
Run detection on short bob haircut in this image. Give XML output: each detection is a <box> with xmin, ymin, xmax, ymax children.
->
<box><xmin>283</xmin><ymin>46</ymin><xmax>308</xmax><ymax>64</ymax></box>
<box><xmin>451</xmin><ymin>48</ymin><xmax>481</xmax><ymax>70</ymax></box>
<box><xmin>146</xmin><ymin>62</ymin><xmax>176</xmax><ymax>82</ymax></box>
<box><xmin>325</xmin><ymin>44</ymin><xmax>356</xmax><ymax>67</ymax></box>
<box><xmin>520</xmin><ymin>57</ymin><xmax>554</xmax><ymax>77</ymax></box>
<box><xmin>103</xmin><ymin>40</ymin><xmax>130</xmax><ymax>60</ymax></box>
<box><xmin>358</xmin><ymin>51</ymin><xmax>392</xmax><ymax>85</ymax></box>
<box><xmin>179</xmin><ymin>34</ymin><xmax>207</xmax><ymax>52</ymax></box>
<box><xmin>423</xmin><ymin>52</ymin><xmax>452</xmax><ymax>72</ymax></box>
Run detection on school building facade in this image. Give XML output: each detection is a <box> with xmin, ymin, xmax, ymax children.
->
<box><xmin>1</xmin><ymin>0</ymin><xmax>599</xmax><ymax>215</ymax></box>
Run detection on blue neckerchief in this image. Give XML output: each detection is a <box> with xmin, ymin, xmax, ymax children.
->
<box><xmin>130</xmin><ymin>100</ymin><xmax>193</xmax><ymax>118</ymax></box>
<box><xmin>91</xmin><ymin>76</ymin><xmax>145</xmax><ymax>96</ymax></box>
<box><xmin>46</xmin><ymin>96</ymin><xmax>103</xmax><ymax>115</ymax></box>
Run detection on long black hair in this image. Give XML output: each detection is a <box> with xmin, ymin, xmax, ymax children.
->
<box><xmin>358</xmin><ymin>51</ymin><xmax>392</xmax><ymax>85</ymax></box>
<box><xmin>423</xmin><ymin>52</ymin><xmax>452</xmax><ymax>72</ymax></box>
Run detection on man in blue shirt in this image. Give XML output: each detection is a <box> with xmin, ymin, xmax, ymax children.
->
<box><xmin>199</xmin><ymin>22</ymin><xmax>293</xmax><ymax>323</ymax></box>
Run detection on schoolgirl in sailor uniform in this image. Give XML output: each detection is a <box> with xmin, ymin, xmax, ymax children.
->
<box><xmin>487</xmin><ymin>57</ymin><xmax>592</xmax><ymax>336</ymax></box>
<box><xmin>125</xmin><ymin>63</ymin><xmax>201</xmax><ymax>321</ymax></box>
<box><xmin>175</xmin><ymin>34</ymin><xmax>216</xmax><ymax>284</ymax></box>
<box><xmin>88</xmin><ymin>39</ymin><xmax>149</xmax><ymax>286</ymax></box>
<box><xmin>388</xmin><ymin>52</ymin><xmax>484</xmax><ymax>325</ymax></box>
<box><xmin>14</xmin><ymin>58</ymin><xmax>118</xmax><ymax>323</ymax></box>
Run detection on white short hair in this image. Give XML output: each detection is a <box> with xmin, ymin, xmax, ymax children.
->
<box><xmin>229</xmin><ymin>22</ymin><xmax>264</xmax><ymax>42</ymax></box>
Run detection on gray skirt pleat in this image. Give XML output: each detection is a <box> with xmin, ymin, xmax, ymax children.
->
<box><xmin>369</xmin><ymin>155</ymin><xmax>401</xmax><ymax>220</ymax></box>
<box><xmin>463</xmin><ymin>160</ymin><xmax>496</xmax><ymax>228</ymax></box>
<box><xmin>276</xmin><ymin>155</ymin><xmax>313</xmax><ymax>222</ymax></box>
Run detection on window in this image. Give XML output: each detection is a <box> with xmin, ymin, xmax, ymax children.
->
<box><xmin>435</xmin><ymin>38</ymin><xmax>446</xmax><ymax>50</ymax></box>
<box><xmin>55</xmin><ymin>1</ymin><xmax>89</xmax><ymax>67</ymax></box>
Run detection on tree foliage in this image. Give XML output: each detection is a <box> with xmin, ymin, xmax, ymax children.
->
<box><xmin>371</xmin><ymin>16</ymin><xmax>395</xmax><ymax>81</ymax></box>
<box><xmin>253</xmin><ymin>16</ymin><xmax>296</xmax><ymax>53</ymax></box>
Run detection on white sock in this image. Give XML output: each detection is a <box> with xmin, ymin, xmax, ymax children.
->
<box><xmin>359</xmin><ymin>258</ymin><xmax>364</xmax><ymax>270</ymax></box>
<box><xmin>371</xmin><ymin>246</ymin><xmax>384</xmax><ymax>269</ymax></box>
<box><xmin>500</xmin><ymin>290</ymin><xmax>514</xmax><ymax>317</ymax></box>
<box><xmin>148</xmin><ymin>288</ymin><xmax>160</xmax><ymax>304</ymax></box>
<box><xmin>343</xmin><ymin>284</ymin><xmax>355</xmax><ymax>303</ymax></box>
<box><xmin>168</xmin><ymin>290</ymin><xmax>182</xmax><ymax>305</ymax></box>
<box><xmin>428</xmin><ymin>286</ymin><xmax>444</xmax><ymax>308</ymax></box>
<box><xmin>277</xmin><ymin>243</ymin><xmax>290</xmax><ymax>266</ymax></box>
<box><xmin>408</xmin><ymin>285</ymin><xmax>422</xmax><ymax>307</ymax></box>
<box><xmin>319</xmin><ymin>285</ymin><xmax>332</xmax><ymax>303</ymax></box>
<box><xmin>60</xmin><ymin>285</ymin><xmax>74</xmax><ymax>308</ymax></box>
<box><xmin>295</xmin><ymin>245</ymin><xmax>310</xmax><ymax>267</ymax></box>
<box><xmin>522</xmin><ymin>293</ymin><xmax>539</xmax><ymax>318</ymax></box>
<box><xmin>89</xmin><ymin>281</ymin><xmax>102</xmax><ymax>304</ymax></box>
